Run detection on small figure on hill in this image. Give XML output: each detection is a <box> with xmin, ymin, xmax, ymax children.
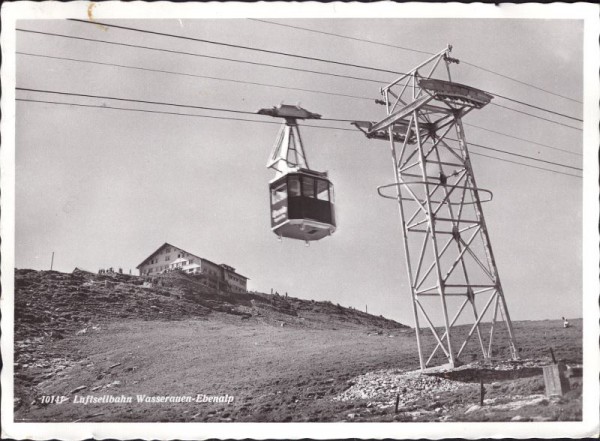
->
<box><xmin>562</xmin><ymin>317</ymin><xmax>570</xmax><ymax>328</ymax></box>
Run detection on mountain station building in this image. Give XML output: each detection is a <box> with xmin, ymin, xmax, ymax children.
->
<box><xmin>136</xmin><ymin>242</ymin><xmax>248</xmax><ymax>293</ymax></box>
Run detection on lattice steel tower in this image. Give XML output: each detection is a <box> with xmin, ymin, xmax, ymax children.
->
<box><xmin>354</xmin><ymin>46</ymin><xmax>518</xmax><ymax>369</ymax></box>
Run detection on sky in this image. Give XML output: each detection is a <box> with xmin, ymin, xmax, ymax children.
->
<box><xmin>13</xmin><ymin>16</ymin><xmax>585</xmax><ymax>326</ymax></box>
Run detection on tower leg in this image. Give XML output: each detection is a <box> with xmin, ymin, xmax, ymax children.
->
<box><xmin>388</xmin><ymin>125</ymin><xmax>425</xmax><ymax>370</ymax></box>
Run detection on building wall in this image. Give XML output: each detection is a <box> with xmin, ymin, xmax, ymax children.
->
<box><xmin>168</xmin><ymin>258</ymin><xmax>202</xmax><ymax>275</ymax></box>
<box><xmin>138</xmin><ymin>244</ymin><xmax>247</xmax><ymax>293</ymax></box>
<box><xmin>223</xmin><ymin>270</ymin><xmax>247</xmax><ymax>293</ymax></box>
<box><xmin>201</xmin><ymin>259</ymin><xmax>222</xmax><ymax>279</ymax></box>
<box><xmin>139</xmin><ymin>245</ymin><xmax>198</xmax><ymax>276</ymax></box>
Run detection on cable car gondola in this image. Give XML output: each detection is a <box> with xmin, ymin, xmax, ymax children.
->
<box><xmin>258</xmin><ymin>104</ymin><xmax>336</xmax><ymax>242</ymax></box>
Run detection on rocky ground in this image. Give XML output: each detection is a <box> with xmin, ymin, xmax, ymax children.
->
<box><xmin>334</xmin><ymin>358</ymin><xmax>582</xmax><ymax>422</ymax></box>
<box><xmin>12</xmin><ymin>268</ymin><xmax>583</xmax><ymax>422</ymax></box>
<box><xmin>15</xmin><ymin>268</ymin><xmax>406</xmax><ymax>338</ymax></box>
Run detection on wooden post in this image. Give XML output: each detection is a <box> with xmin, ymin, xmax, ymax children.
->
<box><xmin>543</xmin><ymin>363</ymin><xmax>570</xmax><ymax>396</ymax></box>
<box><xmin>479</xmin><ymin>378</ymin><xmax>485</xmax><ymax>406</ymax></box>
<box><xmin>543</xmin><ymin>347</ymin><xmax>570</xmax><ymax>396</ymax></box>
<box><xmin>50</xmin><ymin>252</ymin><xmax>54</xmax><ymax>271</ymax></box>
<box><xmin>394</xmin><ymin>394</ymin><xmax>400</xmax><ymax>413</ymax></box>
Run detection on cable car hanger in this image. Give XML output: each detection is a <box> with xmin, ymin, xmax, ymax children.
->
<box><xmin>258</xmin><ymin>104</ymin><xmax>337</xmax><ymax>244</ymax></box>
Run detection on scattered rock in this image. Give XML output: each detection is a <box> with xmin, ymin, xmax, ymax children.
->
<box><xmin>70</xmin><ymin>385</ymin><xmax>87</xmax><ymax>394</ymax></box>
<box><xmin>465</xmin><ymin>404</ymin><xmax>481</xmax><ymax>414</ymax></box>
<box><xmin>335</xmin><ymin>369</ymin><xmax>466</xmax><ymax>409</ymax></box>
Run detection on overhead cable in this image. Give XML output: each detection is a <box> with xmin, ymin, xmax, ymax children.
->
<box><xmin>16</xmin><ymin>28</ymin><xmax>389</xmax><ymax>85</ymax></box>
<box><xmin>17</xmin><ymin>52</ymin><xmax>376</xmax><ymax>102</ymax></box>
<box><xmin>16</xmin><ymin>98</ymin><xmax>279</xmax><ymax>126</ymax></box>
<box><xmin>251</xmin><ymin>18</ymin><xmax>583</xmax><ymax>105</ymax></box>
<box><xmin>16</xmin><ymin>90</ymin><xmax>582</xmax><ymax>172</ymax></box>
<box><xmin>74</xmin><ymin>18</ymin><xmax>583</xmax><ymax>119</ymax></box>
<box><xmin>447</xmin><ymin>138</ymin><xmax>582</xmax><ymax>171</ymax></box>
<box><xmin>18</xmin><ymin>28</ymin><xmax>582</xmax><ymax>127</ymax></box>
<box><xmin>19</xmin><ymin>51</ymin><xmax>580</xmax><ymax>157</ymax></box>
<box><xmin>468</xmin><ymin>151</ymin><xmax>582</xmax><ymax>179</ymax></box>
<box><xmin>16</xmin><ymin>97</ymin><xmax>356</xmax><ymax>132</ymax></box>
<box><xmin>489</xmin><ymin>92</ymin><xmax>582</xmax><ymax>122</ymax></box>
<box><xmin>16</xmin><ymin>98</ymin><xmax>582</xmax><ymax>179</ymax></box>
<box><xmin>489</xmin><ymin>102</ymin><xmax>582</xmax><ymax>131</ymax></box>
<box><xmin>68</xmin><ymin>18</ymin><xmax>404</xmax><ymax>76</ymax></box>
<box><xmin>460</xmin><ymin>60</ymin><xmax>582</xmax><ymax>104</ymax></box>
<box><xmin>464</xmin><ymin>122</ymin><xmax>581</xmax><ymax>157</ymax></box>
<box><xmin>249</xmin><ymin>18</ymin><xmax>434</xmax><ymax>56</ymax></box>
<box><xmin>17</xmin><ymin>86</ymin><xmax>259</xmax><ymax>116</ymax></box>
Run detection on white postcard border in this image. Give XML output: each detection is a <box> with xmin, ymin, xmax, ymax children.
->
<box><xmin>1</xmin><ymin>2</ymin><xmax>598</xmax><ymax>439</ymax></box>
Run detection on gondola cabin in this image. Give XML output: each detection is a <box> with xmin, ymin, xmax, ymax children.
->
<box><xmin>269</xmin><ymin>168</ymin><xmax>336</xmax><ymax>241</ymax></box>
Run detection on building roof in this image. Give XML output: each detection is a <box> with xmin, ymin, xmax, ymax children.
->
<box><xmin>135</xmin><ymin>242</ymin><xmax>173</xmax><ymax>268</ymax></box>
<box><xmin>136</xmin><ymin>242</ymin><xmax>249</xmax><ymax>279</ymax></box>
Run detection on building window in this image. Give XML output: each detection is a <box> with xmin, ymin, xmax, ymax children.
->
<box><xmin>166</xmin><ymin>256</ymin><xmax>170</xmax><ymax>261</ymax></box>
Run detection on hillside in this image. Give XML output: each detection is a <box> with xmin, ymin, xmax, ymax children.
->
<box><xmin>15</xmin><ymin>268</ymin><xmax>407</xmax><ymax>341</ymax></box>
<box><xmin>14</xmin><ymin>268</ymin><xmax>407</xmax><ymax>395</ymax></box>
<box><xmin>12</xmin><ymin>269</ymin><xmax>582</xmax><ymax>423</ymax></box>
